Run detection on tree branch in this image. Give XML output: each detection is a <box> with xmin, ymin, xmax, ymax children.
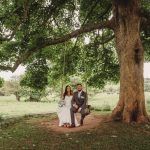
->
<box><xmin>0</xmin><ymin>19</ymin><xmax>114</xmax><ymax>72</ymax></box>
<box><xmin>0</xmin><ymin>65</ymin><xmax>12</xmax><ymax>71</ymax></box>
<box><xmin>45</xmin><ymin>19</ymin><xmax>114</xmax><ymax>45</ymax></box>
<box><xmin>70</xmin><ymin>0</ymin><xmax>103</xmax><ymax>54</ymax></box>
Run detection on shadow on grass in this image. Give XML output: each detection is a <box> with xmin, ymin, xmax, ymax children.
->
<box><xmin>0</xmin><ymin>112</ymin><xmax>150</xmax><ymax>150</ymax></box>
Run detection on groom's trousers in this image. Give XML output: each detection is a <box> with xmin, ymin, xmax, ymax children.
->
<box><xmin>70</xmin><ymin>107</ymin><xmax>86</xmax><ymax>125</ymax></box>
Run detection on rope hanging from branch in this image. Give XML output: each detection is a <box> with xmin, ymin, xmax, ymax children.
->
<box><xmin>60</xmin><ymin>43</ymin><xmax>66</xmax><ymax>99</ymax></box>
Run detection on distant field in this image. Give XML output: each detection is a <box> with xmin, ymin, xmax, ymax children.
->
<box><xmin>89</xmin><ymin>93</ymin><xmax>119</xmax><ymax>110</ymax></box>
<box><xmin>89</xmin><ymin>92</ymin><xmax>150</xmax><ymax>111</ymax></box>
<box><xmin>0</xmin><ymin>95</ymin><xmax>57</xmax><ymax>119</ymax></box>
<box><xmin>0</xmin><ymin>92</ymin><xmax>150</xmax><ymax>119</ymax></box>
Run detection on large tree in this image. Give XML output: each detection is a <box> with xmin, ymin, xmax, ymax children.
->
<box><xmin>0</xmin><ymin>0</ymin><xmax>150</xmax><ymax>123</ymax></box>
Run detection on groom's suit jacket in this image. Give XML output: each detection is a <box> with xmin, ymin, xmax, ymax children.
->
<box><xmin>71</xmin><ymin>91</ymin><xmax>88</xmax><ymax>109</ymax></box>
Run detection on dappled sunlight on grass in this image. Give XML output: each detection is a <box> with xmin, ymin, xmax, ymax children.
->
<box><xmin>0</xmin><ymin>114</ymin><xmax>150</xmax><ymax>150</ymax></box>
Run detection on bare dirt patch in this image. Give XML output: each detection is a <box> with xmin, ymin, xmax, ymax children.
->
<box><xmin>31</xmin><ymin>114</ymin><xmax>110</xmax><ymax>133</ymax></box>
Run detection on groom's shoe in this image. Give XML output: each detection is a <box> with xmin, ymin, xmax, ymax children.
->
<box><xmin>69</xmin><ymin>124</ymin><xmax>75</xmax><ymax>128</ymax></box>
<box><xmin>80</xmin><ymin>119</ymin><xmax>84</xmax><ymax>126</ymax></box>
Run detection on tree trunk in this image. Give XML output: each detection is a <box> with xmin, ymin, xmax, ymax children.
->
<box><xmin>111</xmin><ymin>0</ymin><xmax>149</xmax><ymax>123</ymax></box>
<box><xmin>14</xmin><ymin>92</ymin><xmax>20</xmax><ymax>102</ymax></box>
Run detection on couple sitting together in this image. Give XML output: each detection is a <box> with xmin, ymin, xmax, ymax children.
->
<box><xmin>57</xmin><ymin>83</ymin><xmax>89</xmax><ymax>128</ymax></box>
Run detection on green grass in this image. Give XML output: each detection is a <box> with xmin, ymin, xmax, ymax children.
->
<box><xmin>89</xmin><ymin>93</ymin><xmax>119</xmax><ymax>110</ymax></box>
<box><xmin>0</xmin><ymin>114</ymin><xmax>150</xmax><ymax>150</ymax></box>
<box><xmin>0</xmin><ymin>95</ymin><xmax>57</xmax><ymax>119</ymax></box>
<box><xmin>1</xmin><ymin>92</ymin><xmax>150</xmax><ymax>119</ymax></box>
<box><xmin>89</xmin><ymin>92</ymin><xmax>150</xmax><ymax>113</ymax></box>
<box><xmin>0</xmin><ymin>93</ymin><xmax>150</xmax><ymax>150</ymax></box>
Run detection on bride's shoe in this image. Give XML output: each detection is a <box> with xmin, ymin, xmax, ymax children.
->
<box><xmin>66</xmin><ymin>123</ymin><xmax>70</xmax><ymax>128</ymax></box>
<box><xmin>64</xmin><ymin>123</ymin><xmax>67</xmax><ymax>127</ymax></box>
<box><xmin>69</xmin><ymin>124</ymin><xmax>75</xmax><ymax>128</ymax></box>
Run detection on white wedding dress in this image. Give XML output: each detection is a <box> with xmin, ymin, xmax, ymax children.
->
<box><xmin>57</xmin><ymin>95</ymin><xmax>79</xmax><ymax>127</ymax></box>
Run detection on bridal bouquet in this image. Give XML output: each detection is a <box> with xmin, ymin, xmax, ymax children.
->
<box><xmin>58</xmin><ymin>100</ymin><xmax>65</xmax><ymax>107</ymax></box>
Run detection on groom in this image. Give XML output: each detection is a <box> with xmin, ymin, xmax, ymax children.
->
<box><xmin>70</xmin><ymin>83</ymin><xmax>88</xmax><ymax>127</ymax></box>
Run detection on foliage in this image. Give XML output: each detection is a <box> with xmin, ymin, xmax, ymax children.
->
<box><xmin>78</xmin><ymin>34</ymin><xmax>119</xmax><ymax>88</ymax></box>
<box><xmin>19</xmin><ymin>87</ymin><xmax>48</xmax><ymax>102</ymax></box>
<box><xmin>19</xmin><ymin>54</ymin><xmax>49</xmax><ymax>101</ymax></box>
<box><xmin>20</xmin><ymin>55</ymin><xmax>49</xmax><ymax>90</ymax></box>
<box><xmin>0</xmin><ymin>76</ymin><xmax>22</xmax><ymax>99</ymax></box>
<box><xmin>0</xmin><ymin>0</ymin><xmax>150</xmax><ymax>89</ymax></box>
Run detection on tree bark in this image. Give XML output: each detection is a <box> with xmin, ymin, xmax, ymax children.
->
<box><xmin>111</xmin><ymin>0</ymin><xmax>149</xmax><ymax>123</ymax></box>
<box><xmin>14</xmin><ymin>92</ymin><xmax>20</xmax><ymax>102</ymax></box>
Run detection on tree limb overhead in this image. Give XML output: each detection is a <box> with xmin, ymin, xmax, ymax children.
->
<box><xmin>0</xmin><ymin>19</ymin><xmax>114</xmax><ymax>72</ymax></box>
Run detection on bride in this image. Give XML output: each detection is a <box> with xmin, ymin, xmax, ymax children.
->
<box><xmin>57</xmin><ymin>85</ymin><xmax>79</xmax><ymax>127</ymax></box>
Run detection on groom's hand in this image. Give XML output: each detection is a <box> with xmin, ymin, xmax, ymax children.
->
<box><xmin>73</xmin><ymin>104</ymin><xmax>78</xmax><ymax>109</ymax></box>
<box><xmin>78</xmin><ymin>107</ymin><xmax>82</xmax><ymax>112</ymax></box>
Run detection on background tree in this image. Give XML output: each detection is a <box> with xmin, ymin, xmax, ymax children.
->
<box><xmin>20</xmin><ymin>53</ymin><xmax>49</xmax><ymax>101</ymax></box>
<box><xmin>10</xmin><ymin>75</ymin><xmax>21</xmax><ymax>101</ymax></box>
<box><xmin>0</xmin><ymin>0</ymin><xmax>150</xmax><ymax>123</ymax></box>
<box><xmin>0</xmin><ymin>76</ymin><xmax>21</xmax><ymax>100</ymax></box>
<box><xmin>0</xmin><ymin>77</ymin><xmax>4</xmax><ymax>96</ymax></box>
<box><xmin>0</xmin><ymin>77</ymin><xmax>4</xmax><ymax>88</ymax></box>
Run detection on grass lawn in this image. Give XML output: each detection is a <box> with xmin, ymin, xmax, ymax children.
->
<box><xmin>89</xmin><ymin>92</ymin><xmax>150</xmax><ymax>112</ymax></box>
<box><xmin>0</xmin><ymin>95</ymin><xmax>57</xmax><ymax>119</ymax></box>
<box><xmin>0</xmin><ymin>113</ymin><xmax>150</xmax><ymax>150</ymax></box>
<box><xmin>0</xmin><ymin>92</ymin><xmax>150</xmax><ymax>119</ymax></box>
<box><xmin>89</xmin><ymin>93</ymin><xmax>119</xmax><ymax>110</ymax></box>
<box><xmin>0</xmin><ymin>93</ymin><xmax>150</xmax><ymax>150</ymax></box>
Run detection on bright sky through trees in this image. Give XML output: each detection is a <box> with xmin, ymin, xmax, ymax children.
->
<box><xmin>0</xmin><ymin>63</ymin><xmax>150</xmax><ymax>80</ymax></box>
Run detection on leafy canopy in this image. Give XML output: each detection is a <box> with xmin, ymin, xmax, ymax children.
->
<box><xmin>0</xmin><ymin>0</ymin><xmax>150</xmax><ymax>88</ymax></box>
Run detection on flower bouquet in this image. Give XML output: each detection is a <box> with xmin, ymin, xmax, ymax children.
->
<box><xmin>58</xmin><ymin>100</ymin><xmax>65</xmax><ymax>107</ymax></box>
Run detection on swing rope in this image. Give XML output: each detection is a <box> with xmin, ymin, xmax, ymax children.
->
<box><xmin>83</xmin><ymin>48</ymin><xmax>88</xmax><ymax>94</ymax></box>
<box><xmin>61</xmin><ymin>42</ymin><xmax>66</xmax><ymax>99</ymax></box>
<box><xmin>60</xmin><ymin>41</ymin><xmax>88</xmax><ymax>98</ymax></box>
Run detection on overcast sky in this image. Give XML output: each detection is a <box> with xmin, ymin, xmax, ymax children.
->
<box><xmin>0</xmin><ymin>63</ymin><xmax>150</xmax><ymax>80</ymax></box>
<box><xmin>0</xmin><ymin>65</ymin><xmax>26</xmax><ymax>80</ymax></box>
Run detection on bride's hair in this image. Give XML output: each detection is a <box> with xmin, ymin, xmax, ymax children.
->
<box><xmin>63</xmin><ymin>85</ymin><xmax>73</xmax><ymax>99</ymax></box>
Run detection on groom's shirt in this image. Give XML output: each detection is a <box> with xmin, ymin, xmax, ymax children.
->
<box><xmin>78</xmin><ymin>90</ymin><xmax>82</xmax><ymax>98</ymax></box>
<box><xmin>72</xmin><ymin>90</ymin><xmax>88</xmax><ymax>109</ymax></box>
